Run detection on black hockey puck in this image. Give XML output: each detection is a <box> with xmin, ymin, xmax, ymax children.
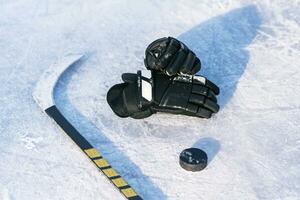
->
<box><xmin>179</xmin><ymin>148</ymin><xmax>208</xmax><ymax>172</ymax></box>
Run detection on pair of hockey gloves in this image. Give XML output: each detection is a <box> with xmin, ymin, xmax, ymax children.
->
<box><xmin>107</xmin><ymin>37</ymin><xmax>220</xmax><ymax>119</ymax></box>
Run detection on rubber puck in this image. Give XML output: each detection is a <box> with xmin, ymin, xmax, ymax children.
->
<box><xmin>179</xmin><ymin>148</ymin><xmax>208</xmax><ymax>171</ymax></box>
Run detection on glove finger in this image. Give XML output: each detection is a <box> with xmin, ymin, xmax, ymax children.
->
<box><xmin>186</xmin><ymin>103</ymin><xmax>212</xmax><ymax>118</ymax></box>
<box><xmin>178</xmin><ymin>40</ymin><xmax>189</xmax><ymax>53</ymax></box>
<box><xmin>146</xmin><ymin>37</ymin><xmax>168</xmax><ymax>54</ymax></box>
<box><xmin>193</xmin><ymin>76</ymin><xmax>220</xmax><ymax>95</ymax></box>
<box><xmin>189</xmin><ymin>94</ymin><xmax>219</xmax><ymax>113</ymax></box>
<box><xmin>165</xmin><ymin>49</ymin><xmax>187</xmax><ymax>76</ymax></box>
<box><xmin>192</xmin><ymin>84</ymin><xmax>217</xmax><ymax>103</ymax></box>
<box><xmin>157</xmin><ymin>38</ymin><xmax>180</xmax><ymax>69</ymax></box>
<box><xmin>197</xmin><ymin>107</ymin><xmax>213</xmax><ymax>118</ymax></box>
<box><xmin>145</xmin><ymin>37</ymin><xmax>169</xmax><ymax>70</ymax></box>
<box><xmin>190</xmin><ymin>57</ymin><xmax>201</xmax><ymax>75</ymax></box>
<box><xmin>207</xmin><ymin>89</ymin><xmax>217</xmax><ymax>102</ymax></box>
<box><xmin>180</xmin><ymin>51</ymin><xmax>196</xmax><ymax>74</ymax></box>
<box><xmin>205</xmin><ymin>79</ymin><xmax>220</xmax><ymax>95</ymax></box>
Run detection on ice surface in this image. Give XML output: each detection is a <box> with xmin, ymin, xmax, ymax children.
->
<box><xmin>0</xmin><ymin>1</ymin><xmax>300</xmax><ymax>200</ymax></box>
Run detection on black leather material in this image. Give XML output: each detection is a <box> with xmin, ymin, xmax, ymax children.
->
<box><xmin>107</xmin><ymin>73</ymin><xmax>153</xmax><ymax>119</ymax></box>
<box><xmin>144</xmin><ymin>37</ymin><xmax>201</xmax><ymax>76</ymax></box>
<box><xmin>152</xmin><ymin>72</ymin><xmax>219</xmax><ymax>118</ymax></box>
<box><xmin>107</xmin><ymin>71</ymin><xmax>219</xmax><ymax>119</ymax></box>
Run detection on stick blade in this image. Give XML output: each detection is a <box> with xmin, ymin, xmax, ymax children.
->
<box><xmin>33</xmin><ymin>54</ymin><xmax>84</xmax><ymax>110</ymax></box>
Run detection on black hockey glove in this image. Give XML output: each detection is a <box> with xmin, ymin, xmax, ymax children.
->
<box><xmin>144</xmin><ymin>37</ymin><xmax>201</xmax><ymax>76</ymax></box>
<box><xmin>107</xmin><ymin>71</ymin><xmax>219</xmax><ymax>119</ymax></box>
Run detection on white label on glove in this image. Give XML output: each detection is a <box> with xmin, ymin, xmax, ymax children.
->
<box><xmin>142</xmin><ymin>80</ymin><xmax>152</xmax><ymax>101</ymax></box>
<box><xmin>141</xmin><ymin>70</ymin><xmax>152</xmax><ymax>79</ymax></box>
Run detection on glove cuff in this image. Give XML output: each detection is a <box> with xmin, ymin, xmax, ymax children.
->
<box><xmin>107</xmin><ymin>71</ymin><xmax>153</xmax><ymax>119</ymax></box>
<box><xmin>106</xmin><ymin>83</ymin><xmax>130</xmax><ymax>118</ymax></box>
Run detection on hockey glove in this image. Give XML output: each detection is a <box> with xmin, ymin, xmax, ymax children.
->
<box><xmin>107</xmin><ymin>71</ymin><xmax>219</xmax><ymax>119</ymax></box>
<box><xmin>144</xmin><ymin>37</ymin><xmax>201</xmax><ymax>76</ymax></box>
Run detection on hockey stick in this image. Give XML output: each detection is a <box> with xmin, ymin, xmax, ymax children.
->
<box><xmin>33</xmin><ymin>54</ymin><xmax>142</xmax><ymax>200</ymax></box>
